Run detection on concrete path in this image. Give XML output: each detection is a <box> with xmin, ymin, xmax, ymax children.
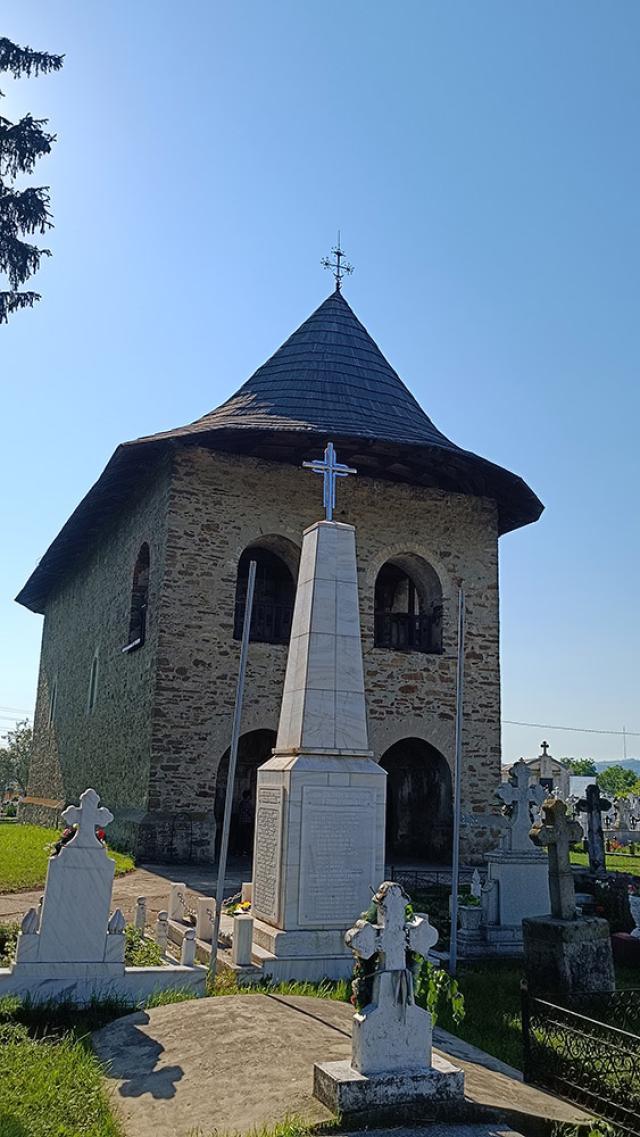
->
<box><xmin>0</xmin><ymin>860</ymin><xmax>251</xmax><ymax>926</ymax></box>
<box><xmin>92</xmin><ymin>994</ymin><xmax>591</xmax><ymax>1137</ymax></box>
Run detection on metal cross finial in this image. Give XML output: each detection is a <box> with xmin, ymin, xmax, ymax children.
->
<box><xmin>303</xmin><ymin>442</ymin><xmax>357</xmax><ymax>521</ymax></box>
<box><xmin>321</xmin><ymin>231</ymin><xmax>354</xmax><ymax>292</ymax></box>
<box><xmin>541</xmin><ymin>740</ymin><xmax>549</xmax><ymax>756</ymax></box>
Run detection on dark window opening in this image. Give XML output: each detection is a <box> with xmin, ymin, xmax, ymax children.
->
<box><xmin>374</xmin><ymin>557</ymin><xmax>443</xmax><ymax>654</ymax></box>
<box><xmin>123</xmin><ymin>543</ymin><xmax>150</xmax><ymax>653</ymax></box>
<box><xmin>234</xmin><ymin>547</ymin><xmax>295</xmax><ymax>645</ymax></box>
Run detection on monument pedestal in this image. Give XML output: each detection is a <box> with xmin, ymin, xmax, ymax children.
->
<box><xmin>252</xmin><ymin>750</ymin><xmax>386</xmax><ymax>981</ymax></box>
<box><xmin>249</xmin><ymin>519</ymin><xmax>386</xmax><ymax>982</ymax></box>
<box><xmin>313</xmin><ymin>1054</ymin><xmax>465</xmax><ymax>1123</ymax></box>
<box><xmin>522</xmin><ymin>915</ymin><xmax>615</xmax><ymax>995</ymax></box>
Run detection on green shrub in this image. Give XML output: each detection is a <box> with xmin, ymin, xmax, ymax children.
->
<box><xmin>124</xmin><ymin>924</ymin><xmax>163</xmax><ymax>967</ymax></box>
<box><xmin>0</xmin><ymin>923</ymin><xmax>18</xmax><ymax>967</ymax></box>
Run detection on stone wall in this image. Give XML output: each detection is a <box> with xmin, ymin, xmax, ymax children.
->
<box><xmin>22</xmin><ymin>444</ymin><xmax>504</xmax><ymax>863</ymax></box>
<box><xmin>21</xmin><ymin>454</ymin><xmax>172</xmax><ymax>849</ymax></box>
<box><xmin>144</xmin><ymin>447</ymin><xmax>501</xmax><ymax>861</ymax></box>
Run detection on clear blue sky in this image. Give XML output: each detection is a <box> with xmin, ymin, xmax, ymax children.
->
<box><xmin>1</xmin><ymin>1</ymin><xmax>638</xmax><ymax>763</ymax></box>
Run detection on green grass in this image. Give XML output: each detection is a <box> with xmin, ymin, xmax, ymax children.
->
<box><xmin>193</xmin><ymin>1114</ymin><xmax>340</xmax><ymax>1137</ymax></box>
<box><xmin>0</xmin><ymin>824</ymin><xmax>134</xmax><ymax>892</ymax></box>
<box><xmin>570</xmin><ymin>849</ymin><xmax>640</xmax><ymax>875</ymax></box>
<box><xmin>0</xmin><ymin>1024</ymin><xmax>123</xmax><ymax>1137</ymax></box>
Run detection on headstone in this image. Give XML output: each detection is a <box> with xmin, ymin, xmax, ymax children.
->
<box><xmin>313</xmin><ymin>882</ymin><xmax>464</xmax><ymax>1120</ymax></box>
<box><xmin>0</xmin><ymin>789</ymin><xmax>206</xmax><ymax>1004</ymax></box>
<box><xmin>576</xmin><ymin>784</ymin><xmax>611</xmax><ymax>876</ymax></box>
<box><xmin>523</xmin><ymin>798</ymin><xmax>615</xmax><ymax>995</ymax></box>
<box><xmin>241</xmin><ymin>882</ymin><xmax>252</xmax><ymax>904</ymax></box>
<box><xmin>250</xmin><ymin>503</ymin><xmax>386</xmax><ymax>981</ymax></box>
<box><xmin>459</xmin><ymin>763</ymin><xmax>549</xmax><ymax>957</ymax></box>
<box><xmin>529</xmin><ymin>798</ymin><xmax>582</xmax><ymax>920</ymax></box>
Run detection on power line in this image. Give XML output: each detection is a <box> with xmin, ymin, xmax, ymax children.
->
<box><xmin>0</xmin><ymin>705</ymin><xmax>31</xmax><ymax>714</ymax></box>
<box><xmin>503</xmin><ymin>719</ymin><xmax>640</xmax><ymax>738</ymax></box>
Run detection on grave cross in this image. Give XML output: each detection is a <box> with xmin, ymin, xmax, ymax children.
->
<box><xmin>61</xmin><ymin>788</ymin><xmax>113</xmax><ymax>849</ymax></box>
<box><xmin>303</xmin><ymin>442</ymin><xmax>357</xmax><ymax>522</ymax></box>
<box><xmin>576</xmin><ymin>783</ymin><xmax>611</xmax><ymax>877</ymax></box>
<box><xmin>496</xmin><ymin>759</ymin><xmax>546</xmax><ymax>852</ymax></box>
<box><xmin>529</xmin><ymin>798</ymin><xmax>583</xmax><ymax>920</ymax></box>
<box><xmin>345</xmin><ymin>881</ymin><xmax>437</xmax><ymax>975</ymax></box>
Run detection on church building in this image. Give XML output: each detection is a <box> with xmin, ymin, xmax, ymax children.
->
<box><xmin>17</xmin><ymin>282</ymin><xmax>542</xmax><ymax>863</ymax></box>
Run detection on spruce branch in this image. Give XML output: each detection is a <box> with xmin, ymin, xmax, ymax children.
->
<box><xmin>0</xmin><ymin>289</ymin><xmax>41</xmax><ymax>324</ymax></box>
<box><xmin>0</xmin><ymin>37</ymin><xmax>64</xmax><ymax>80</ymax></box>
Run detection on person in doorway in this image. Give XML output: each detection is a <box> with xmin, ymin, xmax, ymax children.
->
<box><xmin>238</xmin><ymin>790</ymin><xmax>254</xmax><ymax>856</ymax></box>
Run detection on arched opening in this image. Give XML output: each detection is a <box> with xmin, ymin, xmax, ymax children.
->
<box><xmin>374</xmin><ymin>554</ymin><xmax>443</xmax><ymax>653</ymax></box>
<box><xmin>380</xmin><ymin>738</ymin><xmax>453</xmax><ymax>863</ymax></box>
<box><xmin>214</xmin><ymin>728</ymin><xmax>277</xmax><ymax>858</ymax></box>
<box><xmin>124</xmin><ymin>543</ymin><xmax>150</xmax><ymax>652</ymax></box>
<box><xmin>234</xmin><ymin>539</ymin><xmax>297</xmax><ymax>645</ymax></box>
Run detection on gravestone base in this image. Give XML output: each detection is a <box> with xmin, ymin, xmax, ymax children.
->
<box><xmin>251</xmin><ymin>918</ymin><xmax>354</xmax><ymax>982</ymax></box>
<box><xmin>313</xmin><ymin>1054</ymin><xmax>465</xmax><ymax>1123</ymax></box>
<box><xmin>522</xmin><ymin>915</ymin><xmax>615</xmax><ymax>995</ymax></box>
<box><xmin>458</xmin><ymin>924</ymin><xmax>525</xmax><ymax>958</ymax></box>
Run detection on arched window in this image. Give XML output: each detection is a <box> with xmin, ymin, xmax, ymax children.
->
<box><xmin>123</xmin><ymin>543</ymin><xmax>150</xmax><ymax>653</ymax></box>
<box><xmin>234</xmin><ymin>542</ymin><xmax>296</xmax><ymax>645</ymax></box>
<box><xmin>374</xmin><ymin>554</ymin><xmax>443</xmax><ymax>654</ymax></box>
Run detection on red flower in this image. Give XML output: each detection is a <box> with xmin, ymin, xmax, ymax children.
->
<box><xmin>96</xmin><ymin>828</ymin><xmax>106</xmax><ymax>842</ymax></box>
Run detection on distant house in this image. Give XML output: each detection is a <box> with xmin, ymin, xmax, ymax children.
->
<box><xmin>504</xmin><ymin>742</ymin><xmax>570</xmax><ymax>800</ymax></box>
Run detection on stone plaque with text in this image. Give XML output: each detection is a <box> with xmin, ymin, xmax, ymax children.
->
<box><xmin>252</xmin><ymin>785</ymin><xmax>284</xmax><ymax>924</ymax></box>
<box><xmin>298</xmin><ymin>786</ymin><xmax>377</xmax><ymax>927</ymax></box>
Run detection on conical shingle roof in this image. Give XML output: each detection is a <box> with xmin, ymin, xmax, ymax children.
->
<box><xmin>16</xmin><ymin>289</ymin><xmax>542</xmax><ymax>613</ymax></box>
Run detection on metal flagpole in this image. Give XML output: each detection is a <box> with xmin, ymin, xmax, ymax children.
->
<box><xmin>448</xmin><ymin>587</ymin><xmax>465</xmax><ymax>978</ymax></box>
<box><xmin>209</xmin><ymin>559</ymin><xmax>257</xmax><ymax>979</ymax></box>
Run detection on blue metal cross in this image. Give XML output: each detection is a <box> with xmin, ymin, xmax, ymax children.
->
<box><xmin>303</xmin><ymin>442</ymin><xmax>357</xmax><ymax>521</ymax></box>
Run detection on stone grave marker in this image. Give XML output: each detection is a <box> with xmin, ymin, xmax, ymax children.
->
<box><xmin>313</xmin><ymin>881</ymin><xmax>464</xmax><ymax>1119</ymax></box>
<box><xmin>0</xmin><ymin>788</ymin><xmax>206</xmax><ymax>1003</ymax></box>
<box><xmin>523</xmin><ymin>797</ymin><xmax>614</xmax><ymax>995</ymax></box>
<box><xmin>576</xmin><ymin>783</ymin><xmax>611</xmax><ymax>876</ymax></box>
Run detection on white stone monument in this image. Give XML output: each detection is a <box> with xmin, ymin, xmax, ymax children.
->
<box><xmin>314</xmin><ymin>881</ymin><xmax>464</xmax><ymax>1118</ymax></box>
<box><xmin>249</xmin><ymin>445</ymin><xmax>386</xmax><ymax>981</ymax></box>
<box><xmin>0</xmin><ymin>788</ymin><xmax>206</xmax><ymax>1003</ymax></box>
<box><xmin>460</xmin><ymin>761</ymin><xmax>550</xmax><ymax>956</ymax></box>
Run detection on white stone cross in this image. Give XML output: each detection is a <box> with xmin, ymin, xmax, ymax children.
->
<box><xmin>496</xmin><ymin>759</ymin><xmax>546</xmax><ymax>852</ymax></box>
<box><xmin>61</xmin><ymin>788</ymin><xmax>113</xmax><ymax>849</ymax></box>
<box><xmin>345</xmin><ymin>881</ymin><xmax>438</xmax><ymax>973</ymax></box>
<box><xmin>303</xmin><ymin>442</ymin><xmax>357</xmax><ymax>522</ymax></box>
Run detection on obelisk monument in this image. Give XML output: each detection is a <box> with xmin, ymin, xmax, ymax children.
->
<box><xmin>250</xmin><ymin>444</ymin><xmax>386</xmax><ymax>981</ymax></box>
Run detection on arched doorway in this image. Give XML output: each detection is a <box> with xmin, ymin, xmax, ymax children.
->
<box><xmin>380</xmin><ymin>738</ymin><xmax>453</xmax><ymax>863</ymax></box>
<box><xmin>214</xmin><ymin>728</ymin><xmax>276</xmax><ymax>858</ymax></box>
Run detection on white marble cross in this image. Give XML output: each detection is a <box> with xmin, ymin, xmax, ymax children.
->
<box><xmin>303</xmin><ymin>442</ymin><xmax>357</xmax><ymax>522</ymax></box>
<box><xmin>345</xmin><ymin>881</ymin><xmax>437</xmax><ymax>972</ymax></box>
<box><xmin>496</xmin><ymin>759</ymin><xmax>546</xmax><ymax>852</ymax></box>
<box><xmin>61</xmin><ymin>788</ymin><xmax>113</xmax><ymax>849</ymax></box>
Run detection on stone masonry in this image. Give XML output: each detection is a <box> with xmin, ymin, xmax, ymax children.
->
<box><xmin>23</xmin><ymin>444</ymin><xmax>501</xmax><ymax>863</ymax></box>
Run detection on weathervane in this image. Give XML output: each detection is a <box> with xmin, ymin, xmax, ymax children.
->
<box><xmin>303</xmin><ymin>442</ymin><xmax>357</xmax><ymax>521</ymax></box>
<box><xmin>321</xmin><ymin>231</ymin><xmax>353</xmax><ymax>292</ymax></box>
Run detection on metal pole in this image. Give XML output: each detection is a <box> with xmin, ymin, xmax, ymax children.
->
<box><xmin>209</xmin><ymin>559</ymin><xmax>256</xmax><ymax>979</ymax></box>
<box><xmin>449</xmin><ymin>587</ymin><xmax>465</xmax><ymax>978</ymax></box>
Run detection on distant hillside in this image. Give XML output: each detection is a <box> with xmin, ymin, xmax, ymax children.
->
<box><xmin>594</xmin><ymin>758</ymin><xmax>640</xmax><ymax>776</ymax></box>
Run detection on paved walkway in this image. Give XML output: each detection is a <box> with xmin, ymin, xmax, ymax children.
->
<box><xmin>92</xmin><ymin>994</ymin><xmax>592</xmax><ymax>1137</ymax></box>
<box><xmin>0</xmin><ymin>858</ymin><xmax>472</xmax><ymax>926</ymax></box>
<box><xmin>0</xmin><ymin>861</ymin><xmax>251</xmax><ymax>927</ymax></box>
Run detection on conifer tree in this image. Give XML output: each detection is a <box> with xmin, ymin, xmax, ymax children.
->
<box><xmin>0</xmin><ymin>36</ymin><xmax>64</xmax><ymax>323</ymax></box>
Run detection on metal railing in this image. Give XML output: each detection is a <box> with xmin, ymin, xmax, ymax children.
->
<box><xmin>374</xmin><ymin>611</ymin><xmax>441</xmax><ymax>653</ymax></box>
<box><xmin>234</xmin><ymin>600</ymin><xmax>293</xmax><ymax>644</ymax></box>
<box><xmin>521</xmin><ymin>982</ymin><xmax>640</xmax><ymax>1136</ymax></box>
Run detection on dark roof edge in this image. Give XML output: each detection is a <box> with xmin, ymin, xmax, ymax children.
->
<box><xmin>16</xmin><ymin>431</ymin><xmax>543</xmax><ymax>614</ymax></box>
